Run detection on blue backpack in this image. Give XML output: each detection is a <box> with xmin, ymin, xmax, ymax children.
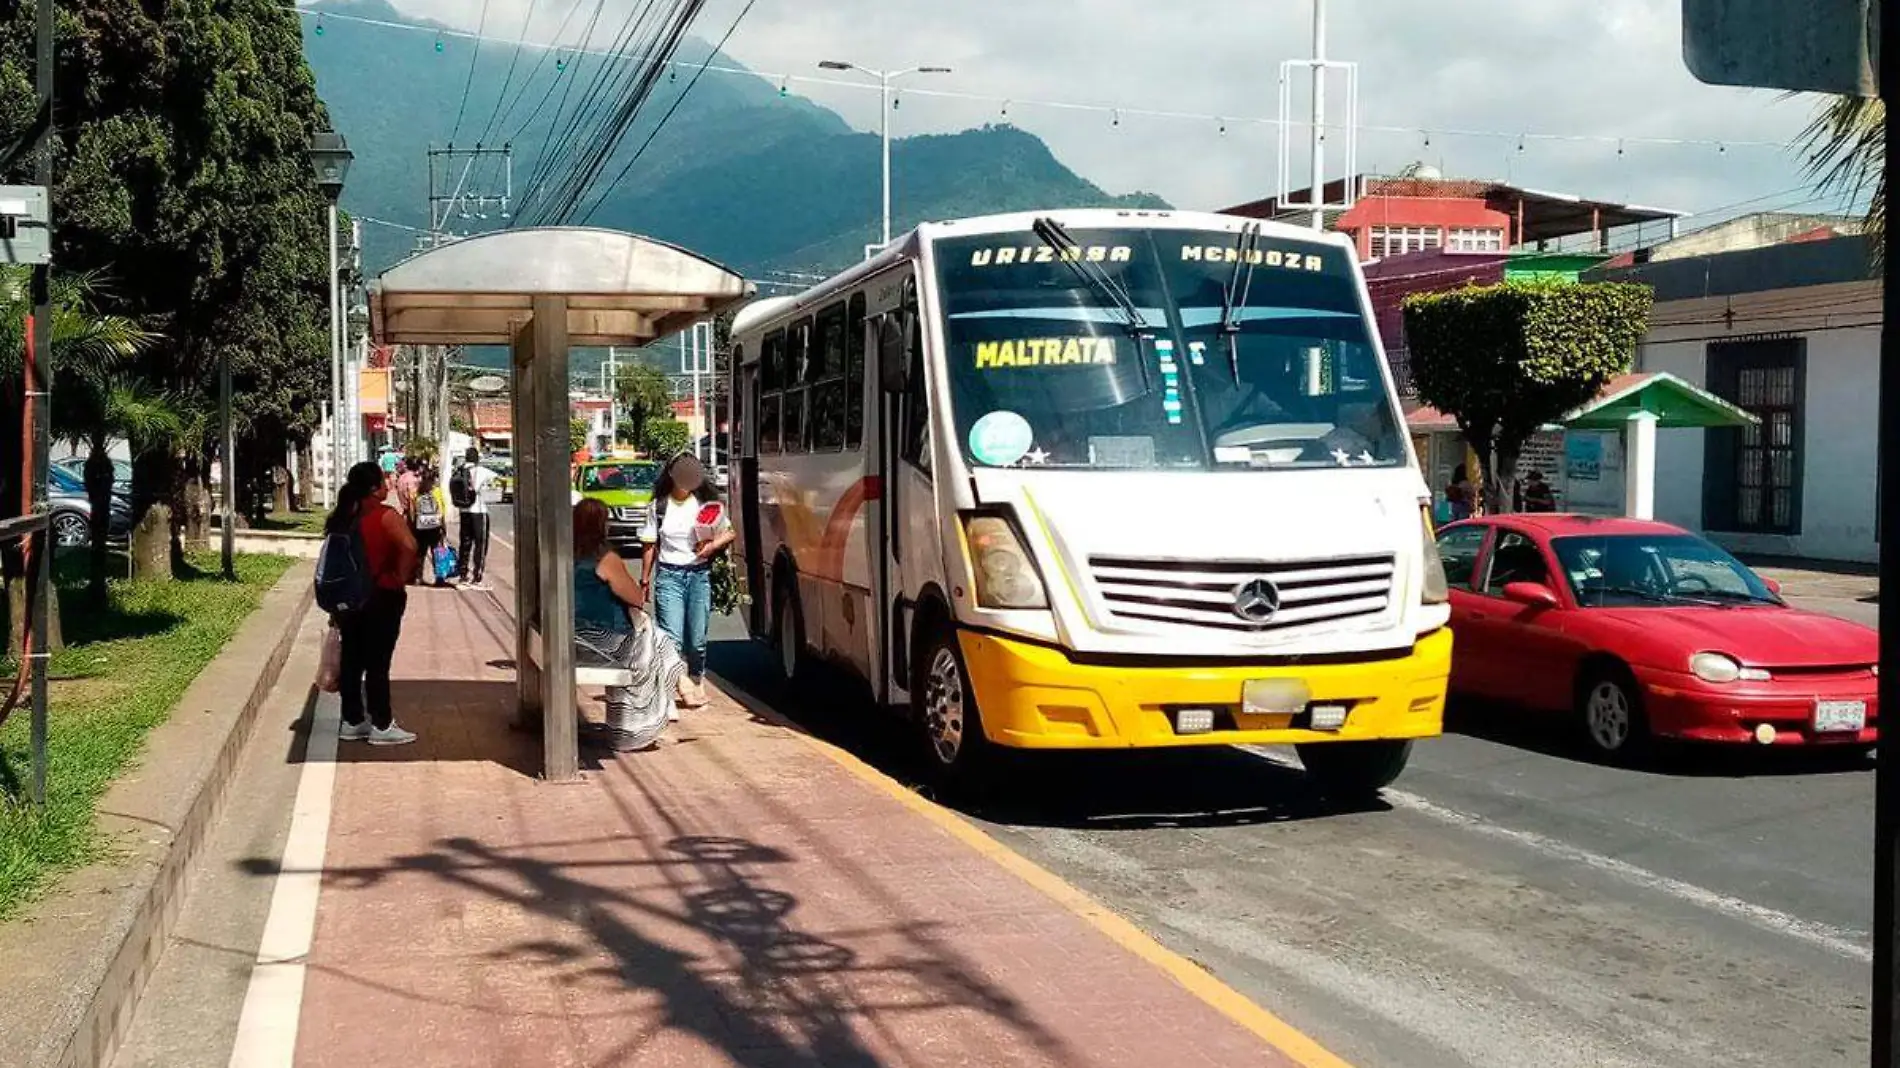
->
<box><xmin>315</xmin><ymin>520</ymin><xmax>375</xmax><ymax>615</ymax></box>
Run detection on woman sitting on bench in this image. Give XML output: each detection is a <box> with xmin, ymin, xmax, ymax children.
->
<box><xmin>573</xmin><ymin>498</ymin><xmax>687</xmax><ymax>751</ymax></box>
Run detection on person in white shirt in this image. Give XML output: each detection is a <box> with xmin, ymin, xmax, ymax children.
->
<box><xmin>452</xmin><ymin>447</ymin><xmax>499</xmax><ymax>587</ymax></box>
<box><xmin>640</xmin><ymin>454</ymin><xmax>735</xmax><ymax>707</ymax></box>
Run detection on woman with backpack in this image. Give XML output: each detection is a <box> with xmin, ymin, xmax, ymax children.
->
<box><xmin>322</xmin><ymin>461</ymin><xmax>419</xmax><ymax>746</ymax></box>
<box><xmin>409</xmin><ymin>464</ymin><xmax>451</xmax><ymax>586</ymax></box>
<box><xmin>640</xmin><ymin>454</ymin><xmax>734</xmax><ymax>709</ymax></box>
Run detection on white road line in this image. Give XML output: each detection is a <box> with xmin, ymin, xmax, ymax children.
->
<box><xmin>226</xmin><ymin>691</ymin><xmax>342</xmax><ymax>1067</ymax></box>
<box><xmin>1242</xmin><ymin>746</ymin><xmax>1874</xmax><ymax>964</ymax></box>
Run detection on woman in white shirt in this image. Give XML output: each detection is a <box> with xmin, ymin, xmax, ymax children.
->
<box><xmin>640</xmin><ymin>454</ymin><xmax>735</xmax><ymax>707</ymax></box>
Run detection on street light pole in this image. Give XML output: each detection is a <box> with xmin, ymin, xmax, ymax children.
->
<box><xmin>307</xmin><ymin>130</ymin><xmax>354</xmax><ymax>503</ymax></box>
<box><xmin>818</xmin><ymin>60</ymin><xmax>953</xmax><ymax>252</ymax></box>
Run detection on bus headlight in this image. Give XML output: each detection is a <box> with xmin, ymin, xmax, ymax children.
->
<box><xmin>962</xmin><ymin>513</ymin><xmax>1049</xmax><ymax>610</ymax></box>
<box><xmin>1420</xmin><ymin>510</ymin><xmax>1449</xmax><ymax>604</ymax></box>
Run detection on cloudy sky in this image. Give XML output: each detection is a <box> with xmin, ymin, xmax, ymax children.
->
<box><xmin>386</xmin><ymin>0</ymin><xmax>1850</xmax><ymax>227</ymax></box>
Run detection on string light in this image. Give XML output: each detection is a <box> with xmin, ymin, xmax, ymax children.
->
<box><xmin>434</xmin><ymin>33</ymin><xmax>445</xmax><ymax>53</ymax></box>
<box><xmin>1001</xmin><ymin>99</ymin><xmax>1010</xmax><ymax>117</ymax></box>
<box><xmin>555</xmin><ymin>50</ymin><xmax>567</xmax><ymax>72</ymax></box>
<box><xmin>892</xmin><ymin>93</ymin><xmax>901</xmax><ymax>111</ymax></box>
<box><xmin>1219</xmin><ymin>118</ymin><xmax>1228</xmax><ymax>136</ymax></box>
<box><xmin>778</xmin><ymin>78</ymin><xmax>789</xmax><ymax>97</ymax></box>
<box><xmin>314</xmin><ymin>13</ymin><xmax>324</xmax><ymax>35</ymax></box>
<box><xmin>1112</xmin><ymin>109</ymin><xmax>1121</xmax><ymax>128</ymax></box>
<box><xmin>292</xmin><ymin>7</ymin><xmax>1792</xmax><ymax>156</ymax></box>
<box><xmin>1516</xmin><ymin>134</ymin><xmax>1525</xmax><ymax>153</ymax></box>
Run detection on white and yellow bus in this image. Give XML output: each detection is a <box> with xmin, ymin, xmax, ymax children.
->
<box><xmin>729</xmin><ymin>209</ymin><xmax>1451</xmax><ymax>793</ymax></box>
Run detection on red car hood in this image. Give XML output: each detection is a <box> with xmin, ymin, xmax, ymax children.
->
<box><xmin>1591</xmin><ymin>605</ymin><xmax>1876</xmax><ymax>669</ymax></box>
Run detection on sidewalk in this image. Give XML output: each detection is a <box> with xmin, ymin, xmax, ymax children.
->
<box><xmin>267</xmin><ymin>582</ymin><xmax>1320</xmax><ymax>1068</ymax></box>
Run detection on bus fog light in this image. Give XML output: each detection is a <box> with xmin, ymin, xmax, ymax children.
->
<box><xmin>1309</xmin><ymin>703</ymin><xmax>1349</xmax><ymax>731</ymax></box>
<box><xmin>1175</xmin><ymin>708</ymin><xmax>1216</xmax><ymax>734</ymax></box>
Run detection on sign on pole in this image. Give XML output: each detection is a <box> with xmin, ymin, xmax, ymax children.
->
<box><xmin>1682</xmin><ymin>0</ymin><xmax>1880</xmax><ymax>96</ymax></box>
<box><xmin>0</xmin><ymin>185</ymin><xmax>51</xmax><ymax>265</ymax></box>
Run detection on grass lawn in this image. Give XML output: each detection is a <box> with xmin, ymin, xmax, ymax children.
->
<box><xmin>251</xmin><ymin>508</ymin><xmax>329</xmax><ymax>536</ymax></box>
<box><xmin>0</xmin><ymin>549</ymin><xmax>295</xmax><ymax>920</ymax></box>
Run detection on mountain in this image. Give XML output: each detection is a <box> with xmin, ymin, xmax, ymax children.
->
<box><xmin>303</xmin><ymin>0</ymin><xmax>1170</xmax><ymax>280</ymax></box>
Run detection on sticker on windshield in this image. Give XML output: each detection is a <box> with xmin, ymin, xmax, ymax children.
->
<box><xmin>974</xmin><ymin>337</ymin><xmax>1117</xmax><ymax>369</ymax></box>
<box><xmin>969</xmin><ymin>411</ymin><xmax>1035</xmax><ymax>467</ymax></box>
<box><xmin>1181</xmin><ymin>245</ymin><xmax>1325</xmax><ymax>272</ymax></box>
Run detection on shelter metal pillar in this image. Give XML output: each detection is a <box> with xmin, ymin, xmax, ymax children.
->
<box><xmin>532</xmin><ymin>294</ymin><xmax>578</xmax><ymax>782</ymax></box>
<box><xmin>511</xmin><ymin>319</ymin><xmax>542</xmax><ymax>727</ymax></box>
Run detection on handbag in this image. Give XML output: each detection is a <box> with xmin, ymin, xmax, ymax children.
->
<box><xmin>432</xmin><ymin>545</ymin><xmax>457</xmax><ymax>582</ymax></box>
<box><xmin>318</xmin><ymin>624</ymin><xmax>342</xmax><ymax>693</ymax></box>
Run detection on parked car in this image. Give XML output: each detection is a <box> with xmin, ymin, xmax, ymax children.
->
<box><xmin>573</xmin><ymin>459</ymin><xmax>659</xmax><ymax>555</ymax></box>
<box><xmin>489</xmin><ymin>459</ymin><xmax>514</xmax><ymax>503</ymax></box>
<box><xmin>1436</xmin><ymin>514</ymin><xmax>1877</xmax><ymax>759</ymax></box>
<box><xmin>54</xmin><ymin>455</ymin><xmax>132</xmax><ymax>493</ymax></box>
<box><xmin>48</xmin><ymin>464</ymin><xmax>134</xmax><ymax>548</ymax></box>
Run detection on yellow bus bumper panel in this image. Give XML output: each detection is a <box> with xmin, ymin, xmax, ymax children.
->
<box><xmin>958</xmin><ymin>628</ymin><xmax>1452</xmax><ymax>751</ymax></box>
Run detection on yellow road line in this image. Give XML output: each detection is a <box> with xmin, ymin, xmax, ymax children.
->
<box><xmin>710</xmin><ymin>673</ymin><xmax>1356</xmax><ymax>1068</ymax></box>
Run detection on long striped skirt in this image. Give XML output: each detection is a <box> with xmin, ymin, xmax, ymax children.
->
<box><xmin>575</xmin><ymin>611</ymin><xmax>688</xmax><ymax>752</ymax></box>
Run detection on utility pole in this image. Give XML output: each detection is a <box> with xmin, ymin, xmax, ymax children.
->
<box><xmin>816</xmin><ymin>61</ymin><xmax>952</xmax><ymax>252</ymax></box>
<box><xmin>1308</xmin><ymin>0</ymin><xmax>1327</xmax><ymax>231</ymax></box>
<box><xmin>428</xmin><ymin>144</ymin><xmax>513</xmax><ymax>237</ymax></box>
<box><xmin>27</xmin><ymin>0</ymin><xmax>54</xmax><ymax>804</ymax></box>
<box><xmin>1277</xmin><ymin>1</ymin><xmax>1357</xmax><ymax>236</ymax></box>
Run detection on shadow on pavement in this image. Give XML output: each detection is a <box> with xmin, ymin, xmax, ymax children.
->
<box><xmin>1447</xmin><ymin>696</ymin><xmax>1875</xmax><ymax>779</ymax></box>
<box><xmin>238</xmin><ymin>803</ymin><xmax>1080</xmax><ymax>1065</ymax></box>
<box><xmin>709</xmin><ymin>637</ymin><xmax>1390</xmax><ymax>832</ymax></box>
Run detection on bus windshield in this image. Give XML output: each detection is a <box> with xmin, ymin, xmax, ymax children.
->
<box><xmin>934</xmin><ymin>226</ymin><xmax>1404</xmax><ymax>471</ymax></box>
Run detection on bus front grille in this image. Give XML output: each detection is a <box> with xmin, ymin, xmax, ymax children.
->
<box><xmin>1087</xmin><ymin>553</ymin><xmax>1396</xmax><ymax>634</ymax></box>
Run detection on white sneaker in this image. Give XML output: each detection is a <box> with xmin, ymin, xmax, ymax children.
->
<box><xmin>339</xmin><ymin>720</ymin><xmax>373</xmax><ymax>741</ymax></box>
<box><xmin>368</xmin><ymin>723</ymin><xmax>418</xmax><ymax>746</ymax></box>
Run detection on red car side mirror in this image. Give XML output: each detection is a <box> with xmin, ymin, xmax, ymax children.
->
<box><xmin>1502</xmin><ymin>581</ymin><xmax>1561</xmax><ymax>609</ymax></box>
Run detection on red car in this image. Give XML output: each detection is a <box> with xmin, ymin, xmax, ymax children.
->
<box><xmin>1435</xmin><ymin>514</ymin><xmax>1877</xmax><ymax>758</ymax></box>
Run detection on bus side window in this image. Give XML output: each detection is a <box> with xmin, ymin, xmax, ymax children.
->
<box><xmin>845</xmin><ymin>293</ymin><xmax>866</xmax><ymax>451</ymax></box>
<box><xmin>812</xmin><ymin>303</ymin><xmax>847</xmax><ymax>451</ymax></box>
<box><xmin>783</xmin><ymin>318</ymin><xmax>811</xmax><ymax>454</ymax></box>
<box><xmin>760</xmin><ymin>330</ymin><xmax>784</xmax><ymax>455</ymax></box>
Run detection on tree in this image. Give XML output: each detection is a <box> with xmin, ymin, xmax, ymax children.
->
<box><xmin>1403</xmin><ymin>282</ymin><xmax>1652</xmax><ymax>513</ymax></box>
<box><xmin>1799</xmin><ymin>95</ymin><xmax>1884</xmax><ymax>267</ymax></box>
<box><xmin>569</xmin><ymin>417</ymin><xmax>590</xmax><ymax>455</ymax></box>
<box><xmin>0</xmin><ymin>269</ymin><xmax>167</xmax><ymax>601</ymax></box>
<box><xmin>643</xmin><ymin>419</ymin><xmax>690</xmax><ymax>460</ymax></box>
<box><xmin>613</xmin><ymin>363</ymin><xmax>675</xmax><ymax>445</ymax></box>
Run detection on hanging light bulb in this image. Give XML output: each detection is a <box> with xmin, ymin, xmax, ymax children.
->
<box><xmin>434</xmin><ymin>34</ymin><xmax>445</xmax><ymax>53</ymax></box>
<box><xmin>669</xmin><ymin>68</ymin><xmax>678</xmax><ymax>83</ymax></box>
<box><xmin>314</xmin><ymin>13</ymin><xmax>324</xmax><ymax>35</ymax></box>
<box><xmin>1112</xmin><ymin>109</ymin><xmax>1121</xmax><ymax>128</ymax></box>
<box><xmin>892</xmin><ymin>93</ymin><xmax>901</xmax><ymax>111</ymax></box>
<box><xmin>1516</xmin><ymin>134</ymin><xmax>1525</xmax><ymax>153</ymax></box>
<box><xmin>1001</xmin><ymin>99</ymin><xmax>1011</xmax><ymax>118</ymax></box>
<box><xmin>779</xmin><ymin>78</ymin><xmax>789</xmax><ymax>97</ymax></box>
<box><xmin>1617</xmin><ymin>138</ymin><xmax>1626</xmax><ymax>156</ymax></box>
<box><xmin>555</xmin><ymin>51</ymin><xmax>567</xmax><ymax>72</ymax></box>
<box><xmin>1718</xmin><ymin>141</ymin><xmax>1727</xmax><ymax>154</ymax></box>
<box><xmin>1423</xmin><ymin>130</ymin><xmax>1432</xmax><ymax>149</ymax></box>
<box><xmin>1218</xmin><ymin>119</ymin><xmax>1228</xmax><ymax>136</ymax></box>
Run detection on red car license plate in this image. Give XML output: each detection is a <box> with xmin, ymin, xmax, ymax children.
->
<box><xmin>1813</xmin><ymin>700</ymin><xmax>1867</xmax><ymax>733</ymax></box>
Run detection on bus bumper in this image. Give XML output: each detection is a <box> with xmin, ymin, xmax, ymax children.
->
<box><xmin>957</xmin><ymin>628</ymin><xmax>1452</xmax><ymax>750</ymax></box>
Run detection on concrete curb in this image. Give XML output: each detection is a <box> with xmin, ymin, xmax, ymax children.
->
<box><xmin>0</xmin><ymin>560</ymin><xmax>316</xmax><ymax>1068</ymax></box>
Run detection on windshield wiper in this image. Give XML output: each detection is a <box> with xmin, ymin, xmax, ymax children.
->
<box><xmin>1220</xmin><ymin>222</ymin><xmax>1262</xmax><ymax>386</ymax></box>
<box><xmin>1687</xmin><ymin>588</ymin><xmax>1781</xmax><ymax>605</ymax></box>
<box><xmin>1590</xmin><ymin>584</ymin><xmax>1720</xmax><ymax>606</ymax></box>
<box><xmin>1032</xmin><ymin>217</ymin><xmax>1153</xmax><ymax>395</ymax></box>
<box><xmin>1032</xmin><ymin>217</ymin><xmax>1149</xmax><ymax>337</ymax></box>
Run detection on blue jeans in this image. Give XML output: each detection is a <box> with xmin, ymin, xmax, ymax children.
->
<box><xmin>653</xmin><ymin>564</ymin><xmax>711</xmax><ymax>680</ymax></box>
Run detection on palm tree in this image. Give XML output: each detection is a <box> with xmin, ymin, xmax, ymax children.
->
<box><xmin>0</xmin><ymin>267</ymin><xmax>165</xmax><ymax>603</ymax></box>
<box><xmin>1798</xmin><ymin>95</ymin><xmax>1885</xmax><ymax>266</ymax></box>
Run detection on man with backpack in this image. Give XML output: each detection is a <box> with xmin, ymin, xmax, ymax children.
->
<box><xmin>452</xmin><ymin>447</ymin><xmax>496</xmax><ymax>589</ymax></box>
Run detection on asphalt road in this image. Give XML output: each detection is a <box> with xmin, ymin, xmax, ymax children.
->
<box><xmin>494</xmin><ymin>506</ymin><xmax>1877</xmax><ymax>1068</ymax></box>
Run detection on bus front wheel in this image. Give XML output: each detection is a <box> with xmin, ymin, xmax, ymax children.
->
<box><xmin>1295</xmin><ymin>740</ymin><xmax>1412</xmax><ymax>800</ymax></box>
<box><xmin>913</xmin><ymin>627</ymin><xmax>991</xmax><ymax>788</ymax></box>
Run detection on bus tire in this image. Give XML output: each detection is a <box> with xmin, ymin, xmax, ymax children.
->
<box><xmin>772</xmin><ymin>578</ymin><xmax>808</xmax><ymax>684</ymax></box>
<box><xmin>1296</xmin><ymin>740</ymin><xmax>1412</xmax><ymax>800</ymax></box>
<box><xmin>913</xmin><ymin>625</ymin><xmax>990</xmax><ymax>789</ymax></box>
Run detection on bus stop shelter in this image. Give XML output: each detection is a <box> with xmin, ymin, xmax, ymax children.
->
<box><xmin>1561</xmin><ymin>371</ymin><xmax>1757</xmax><ymax>520</ymax></box>
<box><xmin>369</xmin><ymin>227</ymin><xmax>753</xmax><ymax>780</ymax></box>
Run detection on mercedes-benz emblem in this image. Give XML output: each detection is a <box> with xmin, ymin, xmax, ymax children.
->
<box><xmin>1232</xmin><ymin>578</ymin><xmax>1281</xmax><ymax>624</ymax></box>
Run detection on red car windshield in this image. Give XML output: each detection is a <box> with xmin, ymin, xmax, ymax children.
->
<box><xmin>1550</xmin><ymin>533</ymin><xmax>1778</xmax><ymax>608</ymax></box>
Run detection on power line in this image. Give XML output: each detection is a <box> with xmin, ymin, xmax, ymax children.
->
<box><xmin>447</xmin><ymin>0</ymin><xmax>496</xmax><ymax>144</ymax></box>
<box><xmin>293</xmin><ymin>7</ymin><xmax>1794</xmax><ymax>155</ymax></box>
